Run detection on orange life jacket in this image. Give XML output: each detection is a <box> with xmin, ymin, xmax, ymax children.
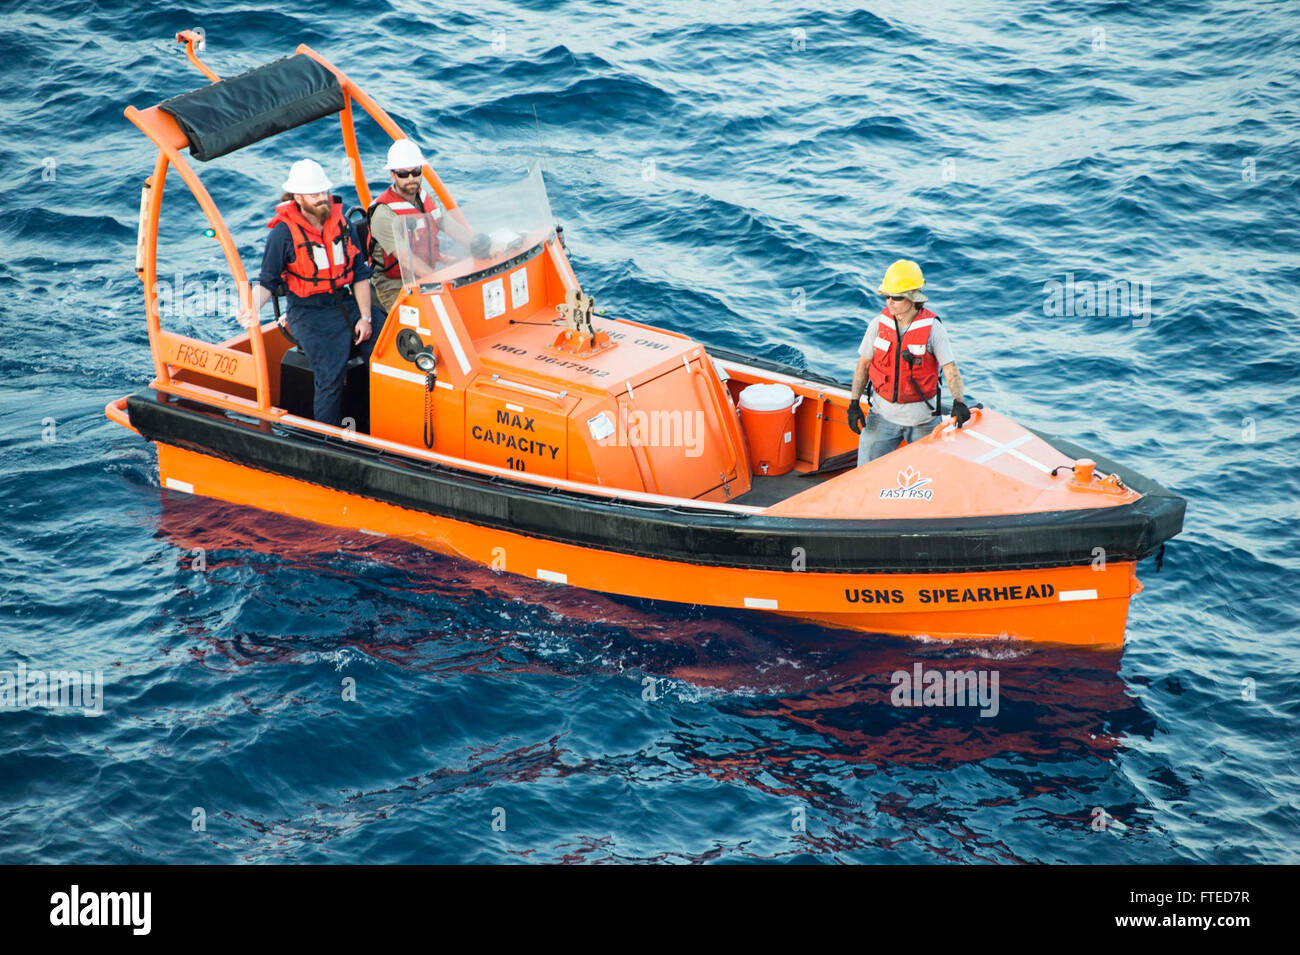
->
<box><xmin>266</xmin><ymin>196</ymin><xmax>358</xmax><ymax>298</ymax></box>
<box><xmin>367</xmin><ymin>186</ymin><xmax>441</xmax><ymax>279</ymax></box>
<box><xmin>867</xmin><ymin>307</ymin><xmax>941</xmax><ymax>405</ymax></box>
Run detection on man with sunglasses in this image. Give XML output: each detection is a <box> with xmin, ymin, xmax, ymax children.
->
<box><xmin>366</xmin><ymin>139</ymin><xmax>447</xmax><ymax>318</ymax></box>
<box><xmin>847</xmin><ymin>259</ymin><xmax>969</xmax><ymax>464</ymax></box>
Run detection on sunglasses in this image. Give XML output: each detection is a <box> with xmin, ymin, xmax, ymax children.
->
<box><xmin>884</xmin><ymin>294</ymin><xmax>909</xmax><ymax>302</ymax></box>
<box><xmin>393</xmin><ymin>168</ymin><xmax>422</xmax><ymax>179</ymax></box>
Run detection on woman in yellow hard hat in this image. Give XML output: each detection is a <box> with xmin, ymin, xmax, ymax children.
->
<box><xmin>847</xmin><ymin>260</ymin><xmax>969</xmax><ymax>464</ymax></box>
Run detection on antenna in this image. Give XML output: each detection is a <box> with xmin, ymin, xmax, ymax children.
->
<box><xmin>532</xmin><ymin>103</ymin><xmax>561</xmax><ymax>232</ymax></box>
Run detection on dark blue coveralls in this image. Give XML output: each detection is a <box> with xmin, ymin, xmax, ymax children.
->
<box><xmin>257</xmin><ymin>219</ymin><xmax>375</xmax><ymax>426</ymax></box>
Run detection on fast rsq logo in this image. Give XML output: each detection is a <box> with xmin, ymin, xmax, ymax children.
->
<box><xmin>49</xmin><ymin>885</ymin><xmax>150</xmax><ymax>936</ymax></box>
<box><xmin>880</xmin><ymin>465</ymin><xmax>933</xmax><ymax>500</ymax></box>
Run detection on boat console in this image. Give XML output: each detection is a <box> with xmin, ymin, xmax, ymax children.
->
<box><xmin>363</xmin><ymin>166</ymin><xmax>753</xmax><ymax>502</ymax></box>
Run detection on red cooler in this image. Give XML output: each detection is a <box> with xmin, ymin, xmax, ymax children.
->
<box><xmin>738</xmin><ymin>383</ymin><xmax>801</xmax><ymax>476</ymax></box>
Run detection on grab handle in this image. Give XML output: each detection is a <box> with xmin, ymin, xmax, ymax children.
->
<box><xmin>482</xmin><ymin>374</ymin><xmax>569</xmax><ymax>406</ymax></box>
<box><xmin>923</xmin><ymin>406</ymin><xmax>984</xmax><ymax>441</ymax></box>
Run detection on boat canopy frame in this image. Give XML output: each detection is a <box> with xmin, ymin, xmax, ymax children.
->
<box><xmin>124</xmin><ymin>32</ymin><xmax>460</xmax><ymax>412</ymax></box>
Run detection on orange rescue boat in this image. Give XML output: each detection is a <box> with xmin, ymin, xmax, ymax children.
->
<box><xmin>106</xmin><ymin>37</ymin><xmax>1185</xmax><ymax>648</ymax></box>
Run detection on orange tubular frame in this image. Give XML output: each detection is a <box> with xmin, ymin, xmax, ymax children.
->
<box><xmin>176</xmin><ymin>31</ymin><xmax>219</xmax><ymax>84</ymax></box>
<box><xmin>123</xmin><ymin>39</ymin><xmax>462</xmax><ymax>415</ymax></box>
<box><xmin>295</xmin><ymin>45</ymin><xmax>459</xmax><ymax>216</ymax></box>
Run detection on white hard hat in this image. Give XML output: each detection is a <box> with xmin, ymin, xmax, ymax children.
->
<box><xmin>386</xmin><ymin>139</ymin><xmax>426</xmax><ymax>171</ymax></box>
<box><xmin>281</xmin><ymin>158</ymin><xmax>332</xmax><ymax>194</ymax></box>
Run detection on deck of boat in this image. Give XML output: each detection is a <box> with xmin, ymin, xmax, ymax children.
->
<box><xmin>729</xmin><ymin>465</ymin><xmax>846</xmax><ymax>508</ymax></box>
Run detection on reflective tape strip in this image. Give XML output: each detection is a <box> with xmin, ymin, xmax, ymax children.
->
<box><xmin>907</xmin><ymin>343</ymin><xmax>927</xmax><ymax>356</ymax></box>
<box><xmin>389</xmin><ymin>201</ymin><xmax>416</xmax><ymax>211</ymax></box>
<box><xmin>909</xmin><ymin>318</ymin><xmax>933</xmax><ymax>332</ymax></box>
<box><xmin>1005</xmin><ymin>447</ymin><xmax>1052</xmax><ymax>474</ymax></box>
<box><xmin>874</xmin><ymin>336</ymin><xmax>890</xmax><ymax>350</ymax></box>
<box><xmin>537</xmin><ymin>569</ymin><xmax>567</xmax><ymax>584</ymax></box>
<box><xmin>164</xmin><ymin>477</ymin><xmax>193</xmax><ymax>493</ymax></box>
<box><xmin>372</xmin><ymin>362</ymin><xmax>428</xmax><ymax>385</ymax></box>
<box><xmin>374</xmin><ymin>362</ymin><xmax>453</xmax><ymax>389</ymax></box>
<box><xmin>547</xmin><ymin>239</ymin><xmax>578</xmax><ymax>288</ymax></box>
<box><xmin>744</xmin><ymin>597</ymin><xmax>778</xmax><ymax>610</ymax></box>
<box><xmin>1058</xmin><ymin>589</ymin><xmax>1098</xmax><ymax>602</ymax></box>
<box><xmin>431</xmin><ymin>295</ymin><xmax>472</xmax><ymax>375</ymax></box>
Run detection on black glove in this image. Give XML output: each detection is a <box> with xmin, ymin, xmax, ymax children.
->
<box><xmin>950</xmin><ymin>399</ymin><xmax>971</xmax><ymax>428</ymax></box>
<box><xmin>847</xmin><ymin>401</ymin><xmax>866</xmax><ymax>434</ymax></box>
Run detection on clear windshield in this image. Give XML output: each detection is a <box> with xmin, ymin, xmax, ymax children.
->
<box><xmin>394</xmin><ymin>163</ymin><xmax>555</xmax><ymax>287</ymax></box>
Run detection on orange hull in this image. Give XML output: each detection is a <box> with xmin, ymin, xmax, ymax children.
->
<box><xmin>152</xmin><ymin>441</ymin><xmax>1139</xmax><ymax>647</ymax></box>
<box><xmin>110</xmin><ymin>42</ymin><xmax>1183</xmax><ymax>653</ymax></box>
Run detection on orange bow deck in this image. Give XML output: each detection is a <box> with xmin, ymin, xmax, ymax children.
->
<box><xmin>105</xmin><ymin>37</ymin><xmax>1185</xmax><ymax>648</ymax></box>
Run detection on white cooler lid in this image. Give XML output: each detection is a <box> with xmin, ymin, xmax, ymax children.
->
<box><xmin>738</xmin><ymin>382</ymin><xmax>796</xmax><ymax>412</ymax></box>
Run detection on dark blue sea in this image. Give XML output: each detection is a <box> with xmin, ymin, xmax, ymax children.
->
<box><xmin>2</xmin><ymin>0</ymin><xmax>1297</xmax><ymax>864</ymax></box>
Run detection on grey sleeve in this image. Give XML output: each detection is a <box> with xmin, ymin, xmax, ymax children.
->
<box><xmin>929</xmin><ymin>320</ymin><xmax>956</xmax><ymax>366</ymax></box>
<box><xmin>857</xmin><ymin>318</ymin><xmax>879</xmax><ymax>358</ymax></box>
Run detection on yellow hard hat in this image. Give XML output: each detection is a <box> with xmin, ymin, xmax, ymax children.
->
<box><xmin>878</xmin><ymin>259</ymin><xmax>925</xmax><ymax>295</ymax></box>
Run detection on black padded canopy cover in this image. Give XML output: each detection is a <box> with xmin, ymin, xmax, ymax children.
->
<box><xmin>158</xmin><ymin>54</ymin><xmax>344</xmax><ymax>162</ymax></box>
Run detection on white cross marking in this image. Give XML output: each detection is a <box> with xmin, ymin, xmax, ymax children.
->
<box><xmin>963</xmin><ymin>430</ymin><xmax>1053</xmax><ymax>474</ymax></box>
<box><xmin>972</xmin><ymin>432</ymin><xmax>1033</xmax><ymax>464</ymax></box>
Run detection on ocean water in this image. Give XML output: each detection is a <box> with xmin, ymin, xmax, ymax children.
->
<box><xmin>1</xmin><ymin>0</ymin><xmax>1297</xmax><ymax>864</ymax></box>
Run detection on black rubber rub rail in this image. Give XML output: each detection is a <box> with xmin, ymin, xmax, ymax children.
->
<box><xmin>125</xmin><ymin>391</ymin><xmax>1185</xmax><ymax>575</ymax></box>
